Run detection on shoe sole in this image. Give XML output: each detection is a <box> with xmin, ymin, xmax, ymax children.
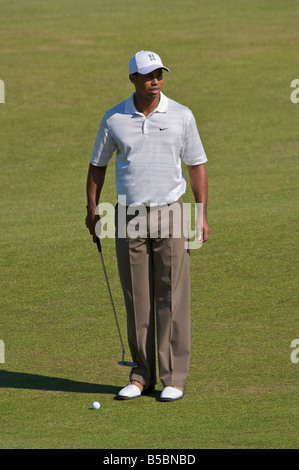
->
<box><xmin>116</xmin><ymin>386</ymin><xmax>156</xmax><ymax>400</ymax></box>
<box><xmin>160</xmin><ymin>391</ymin><xmax>185</xmax><ymax>402</ymax></box>
<box><xmin>116</xmin><ymin>394</ymin><xmax>140</xmax><ymax>400</ymax></box>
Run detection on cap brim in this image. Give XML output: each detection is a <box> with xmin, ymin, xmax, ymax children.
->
<box><xmin>138</xmin><ymin>65</ymin><xmax>170</xmax><ymax>75</ymax></box>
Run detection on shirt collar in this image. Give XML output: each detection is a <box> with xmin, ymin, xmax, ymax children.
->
<box><xmin>124</xmin><ymin>92</ymin><xmax>168</xmax><ymax>115</ymax></box>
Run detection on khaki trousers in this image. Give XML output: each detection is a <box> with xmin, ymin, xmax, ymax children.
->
<box><xmin>115</xmin><ymin>198</ymin><xmax>191</xmax><ymax>389</ymax></box>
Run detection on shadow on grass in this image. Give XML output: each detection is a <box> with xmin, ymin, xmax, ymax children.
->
<box><xmin>0</xmin><ymin>370</ymin><xmax>120</xmax><ymax>395</ymax></box>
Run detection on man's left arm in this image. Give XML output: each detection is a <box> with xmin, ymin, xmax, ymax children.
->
<box><xmin>187</xmin><ymin>163</ymin><xmax>210</xmax><ymax>243</ymax></box>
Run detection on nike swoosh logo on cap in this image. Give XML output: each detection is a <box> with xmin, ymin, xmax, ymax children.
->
<box><xmin>159</xmin><ymin>128</ymin><xmax>168</xmax><ymax>131</ymax></box>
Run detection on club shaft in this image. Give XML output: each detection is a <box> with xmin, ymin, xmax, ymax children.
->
<box><xmin>99</xmin><ymin>251</ymin><xmax>125</xmax><ymax>360</ymax></box>
<box><xmin>96</xmin><ymin>238</ymin><xmax>137</xmax><ymax>366</ymax></box>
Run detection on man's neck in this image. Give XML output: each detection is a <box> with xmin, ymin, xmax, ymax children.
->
<box><xmin>133</xmin><ymin>92</ymin><xmax>160</xmax><ymax>117</ymax></box>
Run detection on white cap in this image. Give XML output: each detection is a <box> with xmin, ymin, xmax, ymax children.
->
<box><xmin>129</xmin><ymin>50</ymin><xmax>170</xmax><ymax>75</ymax></box>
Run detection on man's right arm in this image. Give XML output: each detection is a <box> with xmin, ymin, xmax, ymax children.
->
<box><xmin>85</xmin><ymin>163</ymin><xmax>107</xmax><ymax>242</ymax></box>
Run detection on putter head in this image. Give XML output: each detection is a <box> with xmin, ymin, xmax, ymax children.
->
<box><xmin>118</xmin><ymin>360</ymin><xmax>139</xmax><ymax>368</ymax></box>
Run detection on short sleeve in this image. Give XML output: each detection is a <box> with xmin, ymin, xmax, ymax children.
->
<box><xmin>181</xmin><ymin>112</ymin><xmax>207</xmax><ymax>166</ymax></box>
<box><xmin>90</xmin><ymin>114</ymin><xmax>116</xmax><ymax>167</ymax></box>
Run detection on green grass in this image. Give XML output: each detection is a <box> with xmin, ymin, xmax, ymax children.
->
<box><xmin>1</xmin><ymin>0</ymin><xmax>298</xmax><ymax>449</ymax></box>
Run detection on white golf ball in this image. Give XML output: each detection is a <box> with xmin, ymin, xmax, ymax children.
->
<box><xmin>92</xmin><ymin>401</ymin><xmax>101</xmax><ymax>410</ymax></box>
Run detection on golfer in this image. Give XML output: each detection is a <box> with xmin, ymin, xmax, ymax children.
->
<box><xmin>85</xmin><ymin>50</ymin><xmax>209</xmax><ymax>401</ymax></box>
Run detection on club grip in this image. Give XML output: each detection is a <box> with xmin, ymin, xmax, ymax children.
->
<box><xmin>96</xmin><ymin>237</ymin><xmax>102</xmax><ymax>253</ymax></box>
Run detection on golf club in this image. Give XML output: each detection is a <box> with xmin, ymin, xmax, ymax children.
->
<box><xmin>96</xmin><ymin>237</ymin><xmax>138</xmax><ymax>368</ymax></box>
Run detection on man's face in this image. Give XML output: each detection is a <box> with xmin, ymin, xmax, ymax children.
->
<box><xmin>130</xmin><ymin>68</ymin><xmax>164</xmax><ymax>100</ymax></box>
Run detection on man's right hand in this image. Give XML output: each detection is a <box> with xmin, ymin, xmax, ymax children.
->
<box><xmin>85</xmin><ymin>210</ymin><xmax>100</xmax><ymax>243</ymax></box>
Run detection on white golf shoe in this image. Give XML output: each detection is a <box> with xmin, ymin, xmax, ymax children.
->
<box><xmin>160</xmin><ymin>386</ymin><xmax>185</xmax><ymax>402</ymax></box>
<box><xmin>117</xmin><ymin>384</ymin><xmax>141</xmax><ymax>400</ymax></box>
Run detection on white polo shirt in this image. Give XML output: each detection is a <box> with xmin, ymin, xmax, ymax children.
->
<box><xmin>91</xmin><ymin>92</ymin><xmax>207</xmax><ymax>206</ymax></box>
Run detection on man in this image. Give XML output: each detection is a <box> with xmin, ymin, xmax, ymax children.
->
<box><xmin>86</xmin><ymin>50</ymin><xmax>209</xmax><ymax>401</ymax></box>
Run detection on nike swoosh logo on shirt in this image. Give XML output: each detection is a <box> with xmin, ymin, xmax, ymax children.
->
<box><xmin>159</xmin><ymin>128</ymin><xmax>168</xmax><ymax>131</ymax></box>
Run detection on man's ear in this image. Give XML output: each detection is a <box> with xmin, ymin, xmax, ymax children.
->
<box><xmin>129</xmin><ymin>73</ymin><xmax>137</xmax><ymax>85</ymax></box>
